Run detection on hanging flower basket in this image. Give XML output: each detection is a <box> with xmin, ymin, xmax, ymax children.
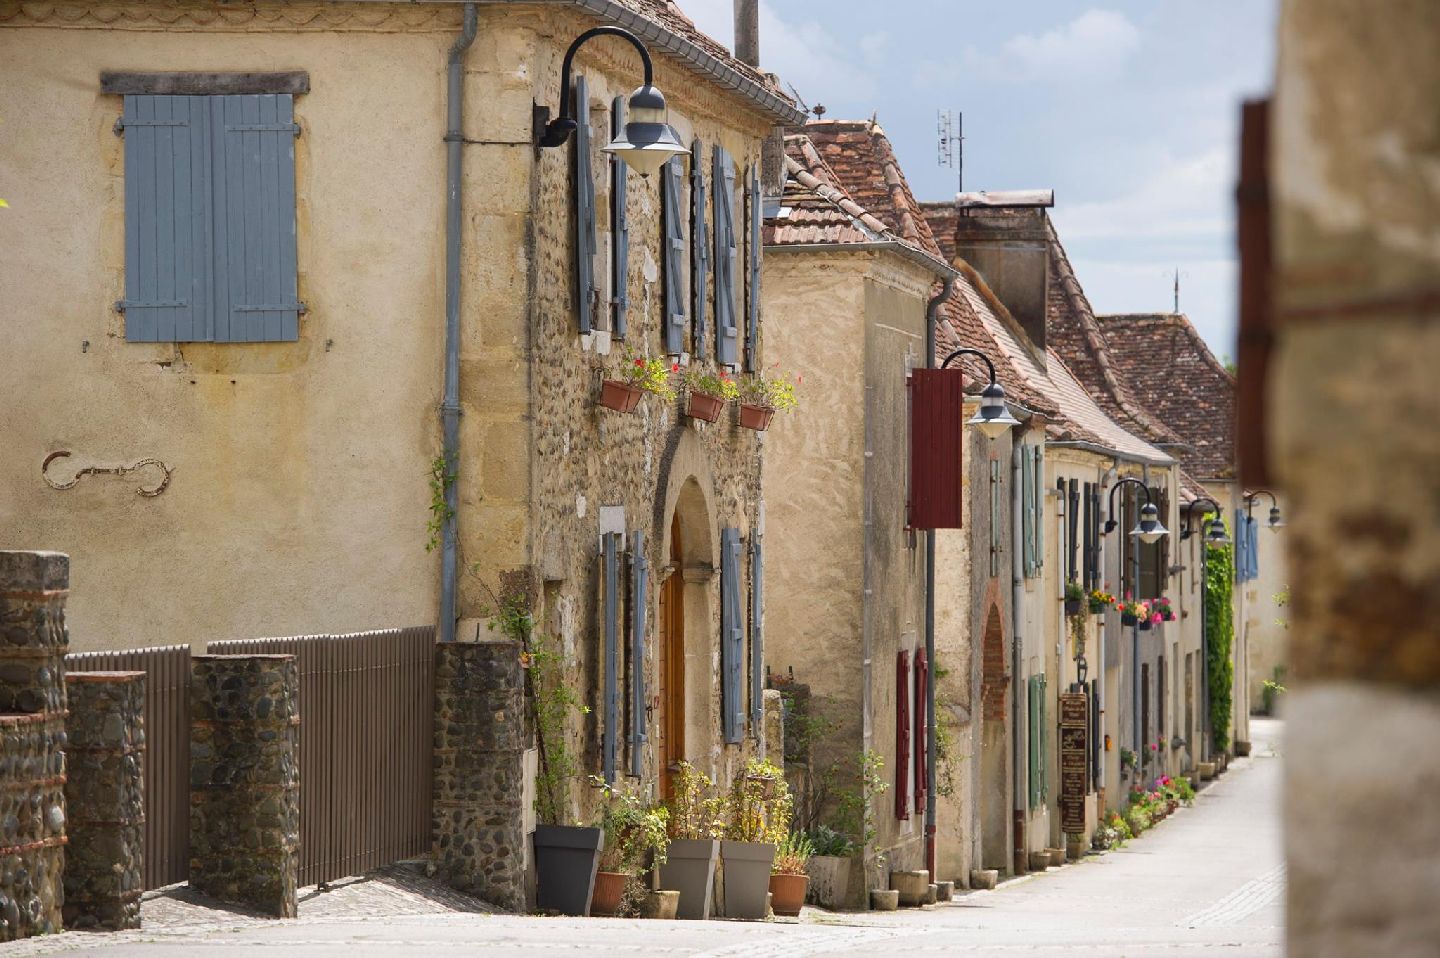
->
<box><xmin>1139</xmin><ymin>618</ymin><xmax>1153</xmax><ymax>632</ymax></box>
<box><xmin>1064</xmin><ymin>598</ymin><xmax>1082</xmax><ymax>617</ymax></box>
<box><xmin>686</xmin><ymin>390</ymin><xmax>727</xmax><ymax>423</ymax></box>
<box><xmin>599</xmin><ymin>379</ymin><xmax>644</xmax><ymax>413</ymax></box>
<box><xmin>1120</xmin><ymin>612</ymin><xmax>1138</xmax><ymax>626</ymax></box>
<box><xmin>738</xmin><ymin>403</ymin><xmax>775</xmax><ymax>432</ymax></box>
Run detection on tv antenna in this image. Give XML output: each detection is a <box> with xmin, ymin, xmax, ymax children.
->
<box><xmin>937</xmin><ymin>110</ymin><xmax>963</xmax><ymax>192</ymax></box>
<box><xmin>1167</xmin><ymin>268</ymin><xmax>1190</xmax><ymax>313</ymax></box>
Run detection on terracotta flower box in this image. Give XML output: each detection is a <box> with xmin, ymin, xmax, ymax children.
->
<box><xmin>599</xmin><ymin>379</ymin><xmax>643</xmax><ymax>413</ymax></box>
<box><xmin>769</xmin><ymin>873</ymin><xmax>807</xmax><ymax>917</ymax></box>
<box><xmin>737</xmin><ymin>403</ymin><xmax>774</xmax><ymax>431</ymax></box>
<box><xmin>686</xmin><ymin>390</ymin><xmax>726</xmax><ymax>423</ymax></box>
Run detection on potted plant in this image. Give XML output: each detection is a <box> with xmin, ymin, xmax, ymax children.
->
<box><xmin>1064</xmin><ymin>581</ymin><xmax>1085</xmax><ymax>617</ymax></box>
<box><xmin>600</xmin><ymin>350</ymin><xmax>677</xmax><ymax>413</ymax></box>
<box><xmin>1088</xmin><ymin>586</ymin><xmax>1117</xmax><ymax>615</ymax></box>
<box><xmin>802</xmin><ymin>825</ymin><xmax>856</xmax><ymax>910</ymax></box>
<box><xmin>659</xmin><ymin>762</ymin><xmax>727</xmax><ymax>920</ymax></box>
<box><xmin>1117</xmin><ymin>596</ymin><xmax>1151</xmax><ymax>627</ymax></box>
<box><xmin>721</xmin><ymin>758</ymin><xmax>791</xmax><ymax>919</ymax></box>
<box><xmin>682</xmin><ymin>367</ymin><xmax>739</xmax><ymax>423</ymax></box>
<box><xmin>589</xmin><ymin>777</ymin><xmax>670</xmax><ymax>916</ymax></box>
<box><xmin>735</xmin><ymin>368</ymin><xmax>800</xmax><ymax>431</ymax></box>
<box><xmin>1154</xmin><ymin>596</ymin><xmax>1176</xmax><ymax>622</ymax></box>
<box><xmin>769</xmin><ymin>831</ymin><xmax>813</xmax><ymax>917</ymax></box>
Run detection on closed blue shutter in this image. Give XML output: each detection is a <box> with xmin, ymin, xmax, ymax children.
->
<box><xmin>749</xmin><ymin>532</ymin><xmax>764</xmax><ymax>728</ymax></box>
<box><xmin>713</xmin><ymin>146</ymin><xmax>738</xmax><ymax>366</ymax></box>
<box><xmin>1039</xmin><ymin>672</ymin><xmax>1049</xmax><ymax>802</ymax></box>
<box><xmin>1021</xmin><ymin>446</ymin><xmax>1036</xmax><ymax>577</ymax></box>
<box><xmin>1033</xmin><ymin>446</ymin><xmax>1045</xmax><ymax>572</ymax></box>
<box><xmin>602</xmin><ymin>531</ymin><xmax>621</xmax><ymax>783</ymax></box>
<box><xmin>1234</xmin><ymin>509</ymin><xmax>1248</xmax><ymax>582</ymax></box>
<box><xmin>610</xmin><ymin>97</ymin><xmax>629</xmax><ymax>339</ymax></box>
<box><xmin>121</xmin><ymin>95</ymin><xmax>209</xmax><ymax>342</ymax></box>
<box><xmin>690</xmin><ymin>140</ymin><xmax>709</xmax><ymax>360</ymax></box>
<box><xmin>745</xmin><ymin>164</ymin><xmax>762</xmax><ymax>372</ymax></box>
<box><xmin>721</xmin><ymin>527</ymin><xmax>744</xmax><ymax>744</ymax></box>
<box><xmin>630</xmin><ymin>530</ymin><xmax>647</xmax><ymax>777</ymax></box>
<box><xmin>1247</xmin><ymin>512</ymin><xmax>1261</xmax><ymax>580</ymax></box>
<box><xmin>661</xmin><ymin>156</ymin><xmax>686</xmax><ymax>355</ymax></box>
<box><xmin>573</xmin><ymin>76</ymin><xmax>596</xmax><ymax>335</ymax></box>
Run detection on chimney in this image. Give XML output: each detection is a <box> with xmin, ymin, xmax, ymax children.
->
<box><xmin>950</xmin><ymin>191</ymin><xmax>1056</xmax><ymax>352</ymax></box>
<box><xmin>734</xmin><ymin>0</ymin><xmax>759</xmax><ymax>68</ymax></box>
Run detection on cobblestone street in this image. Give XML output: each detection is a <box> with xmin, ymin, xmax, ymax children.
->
<box><xmin>3</xmin><ymin>720</ymin><xmax>1282</xmax><ymax>957</ymax></box>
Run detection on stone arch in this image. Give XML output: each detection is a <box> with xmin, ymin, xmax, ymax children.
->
<box><xmin>978</xmin><ymin>597</ymin><xmax>1010</xmax><ymax>872</ymax></box>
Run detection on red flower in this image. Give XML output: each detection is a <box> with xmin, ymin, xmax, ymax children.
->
<box><xmin>634</xmin><ymin>359</ymin><xmax>644</xmax><ymax>368</ymax></box>
<box><xmin>671</xmin><ymin>363</ymin><xmax>680</xmax><ymax>372</ymax></box>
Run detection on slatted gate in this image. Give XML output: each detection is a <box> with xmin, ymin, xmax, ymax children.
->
<box><xmin>208</xmin><ymin>627</ymin><xmax>435</xmax><ymax>887</ymax></box>
<box><xmin>65</xmin><ymin>645</ymin><xmax>192</xmax><ymax>890</ymax></box>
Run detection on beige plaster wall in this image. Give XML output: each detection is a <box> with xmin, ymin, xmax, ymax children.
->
<box><xmin>0</xmin><ymin>5</ymin><xmax>462</xmax><ymax>649</ymax></box>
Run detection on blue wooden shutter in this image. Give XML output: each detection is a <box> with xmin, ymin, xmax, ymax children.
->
<box><xmin>1246</xmin><ymin>512</ymin><xmax>1261</xmax><ymax>580</ymax></box>
<box><xmin>629</xmin><ymin>530</ymin><xmax>647</xmax><ymax>777</ymax></box>
<box><xmin>749</xmin><ymin>532</ymin><xmax>764</xmax><ymax>729</ymax></box>
<box><xmin>573</xmin><ymin>76</ymin><xmax>596</xmax><ymax>335</ymax></box>
<box><xmin>1234</xmin><ymin>509</ymin><xmax>1248</xmax><ymax>582</ymax></box>
<box><xmin>1021</xmin><ymin>446</ymin><xmax>1036</xmax><ymax>577</ymax></box>
<box><xmin>121</xmin><ymin>95</ymin><xmax>210</xmax><ymax>342</ymax></box>
<box><xmin>713</xmin><ymin>146</ymin><xmax>738</xmax><ymax>366</ymax></box>
<box><xmin>721</xmin><ymin>527</ymin><xmax>744</xmax><ymax>744</ymax></box>
<box><xmin>745</xmin><ymin>164</ymin><xmax>762</xmax><ymax>372</ymax></box>
<box><xmin>661</xmin><ymin>156</ymin><xmax>687</xmax><ymax>355</ymax></box>
<box><xmin>1039</xmin><ymin>673</ymin><xmax>1049</xmax><ymax>802</ymax></box>
<box><xmin>691</xmin><ymin>140</ymin><xmax>709</xmax><ymax>360</ymax></box>
<box><xmin>610</xmin><ymin>96</ymin><xmax>629</xmax><ymax>338</ymax></box>
<box><xmin>602</xmin><ymin>531</ymin><xmax>621</xmax><ymax>783</ymax></box>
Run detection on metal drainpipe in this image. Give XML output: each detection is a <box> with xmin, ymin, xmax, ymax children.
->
<box><xmin>922</xmin><ymin>277</ymin><xmax>954</xmax><ymax>879</ymax></box>
<box><xmin>1010</xmin><ymin>436</ymin><xmax>1025</xmax><ymax>857</ymax></box>
<box><xmin>439</xmin><ymin>3</ymin><xmax>478</xmax><ymax>644</ymax></box>
<box><xmin>1132</xmin><ymin>466</ymin><xmax>1148</xmax><ymax>758</ymax></box>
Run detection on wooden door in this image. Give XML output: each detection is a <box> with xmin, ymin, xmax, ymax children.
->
<box><xmin>658</xmin><ymin>513</ymin><xmax>686</xmax><ymax>800</ymax></box>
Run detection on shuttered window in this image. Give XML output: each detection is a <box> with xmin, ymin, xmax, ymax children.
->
<box><xmin>749</xmin><ymin>531</ymin><xmax>764</xmax><ymax>728</ymax></box>
<box><xmin>713</xmin><ymin>146</ymin><xmax>739</xmax><ymax>367</ymax></box>
<box><xmin>610</xmin><ymin>96</ymin><xmax>629</xmax><ymax>339</ymax></box>
<box><xmin>573</xmin><ymin>76</ymin><xmax>597</xmax><ymax>335</ymax></box>
<box><xmin>1038</xmin><ymin>672</ymin><xmax>1048</xmax><ymax>803</ymax></box>
<box><xmin>601</xmin><ymin>531</ymin><xmax>622</xmax><ymax>783</ymax></box>
<box><xmin>913</xmin><ymin>649</ymin><xmax>928</xmax><ymax>814</ymax></box>
<box><xmin>120</xmin><ymin>93</ymin><xmax>300</xmax><ymax>343</ymax></box>
<box><xmin>1067</xmin><ymin>479</ymin><xmax>1080</xmax><ymax>583</ymax></box>
<box><xmin>1027</xmin><ymin>677</ymin><xmax>1038</xmax><ymax>809</ymax></box>
<box><xmin>1033</xmin><ymin>446</ymin><xmax>1045</xmax><ymax>574</ymax></box>
<box><xmin>691</xmin><ymin>139</ymin><xmax>710</xmax><ymax>360</ymax></box>
<box><xmin>895</xmin><ymin>650</ymin><xmax>911</xmax><ymax>820</ymax></box>
<box><xmin>1027</xmin><ymin>674</ymin><xmax>1048</xmax><ymax>808</ymax></box>
<box><xmin>629</xmin><ymin>530</ymin><xmax>647</xmax><ymax>778</ymax></box>
<box><xmin>744</xmin><ymin>164</ymin><xmax>762</xmax><ymax>372</ymax></box>
<box><xmin>720</xmin><ymin>527</ymin><xmax>744</xmax><ymax>744</ymax></box>
<box><xmin>1021</xmin><ymin>445</ymin><xmax>1037</xmax><ymax>577</ymax></box>
<box><xmin>661</xmin><ymin>156</ymin><xmax>687</xmax><ymax>355</ymax></box>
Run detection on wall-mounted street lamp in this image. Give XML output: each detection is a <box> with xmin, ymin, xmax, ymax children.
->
<box><xmin>1103</xmin><ymin>476</ymin><xmax>1169</xmax><ymax>544</ymax></box>
<box><xmin>1244</xmin><ymin>489</ymin><xmax>1284</xmax><ymax>532</ymax></box>
<box><xmin>537</xmin><ymin>26</ymin><xmax>687</xmax><ymax>177</ymax></box>
<box><xmin>940</xmin><ymin>348</ymin><xmax>1021</xmax><ymax>439</ymax></box>
<box><xmin>1181</xmin><ymin>496</ymin><xmax>1231</xmax><ymax>546</ymax></box>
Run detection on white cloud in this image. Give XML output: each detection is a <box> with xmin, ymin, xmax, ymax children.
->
<box><xmin>920</xmin><ymin>9</ymin><xmax>1141</xmax><ymax>87</ymax></box>
<box><xmin>1053</xmin><ymin>146</ymin><xmax>1231</xmax><ymax>241</ymax></box>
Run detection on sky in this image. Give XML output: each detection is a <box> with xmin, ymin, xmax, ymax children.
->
<box><xmin>679</xmin><ymin>0</ymin><xmax>1279</xmax><ymax>360</ymax></box>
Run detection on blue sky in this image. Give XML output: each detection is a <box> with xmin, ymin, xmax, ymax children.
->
<box><xmin>681</xmin><ymin>0</ymin><xmax>1278</xmax><ymax>359</ymax></box>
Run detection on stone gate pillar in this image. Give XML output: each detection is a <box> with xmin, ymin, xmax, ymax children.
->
<box><xmin>189</xmin><ymin>655</ymin><xmax>299</xmax><ymax>918</ymax></box>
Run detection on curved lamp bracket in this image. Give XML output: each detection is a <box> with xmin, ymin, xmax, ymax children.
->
<box><xmin>539</xmin><ymin>27</ymin><xmax>654</xmax><ymax>148</ymax></box>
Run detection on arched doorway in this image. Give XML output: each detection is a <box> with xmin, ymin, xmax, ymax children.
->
<box><xmin>658</xmin><ymin>477</ymin><xmax>715</xmax><ymax>801</ymax></box>
<box><xmin>979</xmin><ymin>602</ymin><xmax>1009</xmax><ymax>871</ymax></box>
<box><xmin>659</xmin><ymin>511</ymin><xmax>686</xmax><ymax>799</ymax></box>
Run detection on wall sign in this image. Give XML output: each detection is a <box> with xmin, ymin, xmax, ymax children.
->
<box><xmin>1060</xmin><ymin>692</ymin><xmax>1089</xmax><ymax>835</ymax></box>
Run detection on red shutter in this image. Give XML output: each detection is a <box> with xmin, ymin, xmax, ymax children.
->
<box><xmin>909</xmin><ymin>369</ymin><xmax>965</xmax><ymax>529</ymax></box>
<box><xmin>1236</xmin><ymin>98</ymin><xmax>1272</xmax><ymax>488</ymax></box>
<box><xmin>914</xmin><ymin>649</ymin><xmax>929</xmax><ymax>814</ymax></box>
<box><xmin>895</xmin><ymin>650</ymin><xmax>911</xmax><ymax>820</ymax></box>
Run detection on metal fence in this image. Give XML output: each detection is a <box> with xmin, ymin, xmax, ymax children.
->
<box><xmin>208</xmin><ymin>627</ymin><xmax>435</xmax><ymax>887</ymax></box>
<box><xmin>65</xmin><ymin>644</ymin><xmax>192</xmax><ymax>890</ymax></box>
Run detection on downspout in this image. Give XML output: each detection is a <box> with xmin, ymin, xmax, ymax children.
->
<box><xmin>1133</xmin><ymin>465</ymin><xmax>1148</xmax><ymax>757</ymax></box>
<box><xmin>1010</xmin><ymin>436</ymin><xmax>1025</xmax><ymax>862</ymax></box>
<box><xmin>439</xmin><ymin>3</ymin><xmax>479</xmax><ymax>644</ymax></box>
<box><xmin>923</xmin><ymin>277</ymin><xmax>955</xmax><ymax>879</ymax></box>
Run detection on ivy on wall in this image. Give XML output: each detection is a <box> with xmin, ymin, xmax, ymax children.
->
<box><xmin>1205</xmin><ymin>540</ymin><xmax>1236</xmax><ymax>753</ymax></box>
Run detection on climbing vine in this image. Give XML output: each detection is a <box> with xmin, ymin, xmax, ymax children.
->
<box><xmin>1205</xmin><ymin>539</ymin><xmax>1235</xmax><ymax>752</ymax></box>
<box><xmin>425</xmin><ymin>454</ymin><xmax>456</xmax><ymax>553</ymax></box>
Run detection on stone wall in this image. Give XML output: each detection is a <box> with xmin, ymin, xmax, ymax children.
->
<box><xmin>64</xmin><ymin>671</ymin><xmax>144</xmax><ymax>930</ymax></box>
<box><xmin>0</xmin><ymin>551</ymin><xmax>70</xmax><ymax>942</ymax></box>
<box><xmin>189</xmin><ymin>655</ymin><xmax>299</xmax><ymax>918</ymax></box>
<box><xmin>431</xmin><ymin>640</ymin><xmax>527</xmax><ymax>912</ymax></box>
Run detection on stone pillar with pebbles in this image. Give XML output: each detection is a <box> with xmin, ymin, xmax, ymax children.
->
<box><xmin>64</xmin><ymin>671</ymin><xmax>145</xmax><ymax>930</ymax></box>
<box><xmin>0</xmin><ymin>550</ymin><xmax>71</xmax><ymax>942</ymax></box>
<box><xmin>189</xmin><ymin>655</ymin><xmax>299</xmax><ymax>918</ymax></box>
<box><xmin>431</xmin><ymin>638</ymin><xmax>527</xmax><ymax>912</ymax></box>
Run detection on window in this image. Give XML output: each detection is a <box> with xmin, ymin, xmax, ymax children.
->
<box><xmin>119</xmin><ymin>93</ymin><xmax>301</xmax><ymax>342</ymax></box>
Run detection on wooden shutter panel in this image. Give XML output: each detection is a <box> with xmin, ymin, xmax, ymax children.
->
<box><xmin>895</xmin><ymin>650</ymin><xmax>910</xmax><ymax>820</ymax></box>
<box><xmin>602</xmin><ymin>531</ymin><xmax>621</xmax><ymax>783</ymax></box>
<box><xmin>121</xmin><ymin>94</ymin><xmax>210</xmax><ymax>342</ymax></box>
<box><xmin>1021</xmin><ymin>446</ymin><xmax>1036</xmax><ymax>577</ymax></box>
<box><xmin>713</xmin><ymin>146</ymin><xmax>739</xmax><ymax>366</ymax></box>
<box><xmin>913</xmin><ymin>649</ymin><xmax>928</xmax><ymax>814</ymax></box>
<box><xmin>629</xmin><ymin>530</ymin><xmax>647</xmax><ymax>777</ymax></box>
<box><xmin>749</xmin><ymin>532</ymin><xmax>764</xmax><ymax>728</ymax></box>
<box><xmin>1237</xmin><ymin>99</ymin><xmax>1273</xmax><ymax>488</ymax></box>
<box><xmin>662</xmin><ymin>156</ymin><xmax>687</xmax><ymax>355</ymax></box>
<box><xmin>1067</xmin><ymin>479</ymin><xmax>1080</xmax><ymax>583</ymax></box>
<box><xmin>1033</xmin><ymin>446</ymin><xmax>1044</xmax><ymax>572</ymax></box>
<box><xmin>610</xmin><ymin>97</ymin><xmax>629</xmax><ymax>339</ymax></box>
<box><xmin>690</xmin><ymin>140</ymin><xmax>709</xmax><ymax>360</ymax></box>
<box><xmin>745</xmin><ymin>164</ymin><xmax>762</xmax><ymax>372</ymax></box>
<box><xmin>1027</xmin><ymin>676</ymin><xmax>1039</xmax><ymax>809</ymax></box>
<box><xmin>721</xmin><ymin>528</ymin><xmax>744</xmax><ymax>744</ymax></box>
<box><xmin>908</xmin><ymin>369</ymin><xmax>965</xmax><ymax>529</ymax></box>
<box><xmin>1039</xmin><ymin>673</ymin><xmax>1049</xmax><ymax>803</ymax></box>
<box><xmin>573</xmin><ymin>76</ymin><xmax>597</xmax><ymax>335</ymax></box>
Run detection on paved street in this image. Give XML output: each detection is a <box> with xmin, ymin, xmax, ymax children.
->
<box><xmin>8</xmin><ymin>721</ymin><xmax>1281</xmax><ymax>958</ymax></box>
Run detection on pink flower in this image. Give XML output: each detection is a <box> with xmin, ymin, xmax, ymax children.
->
<box><xmin>1149</xmin><ymin>743</ymin><xmax>1157</xmax><ymax>751</ymax></box>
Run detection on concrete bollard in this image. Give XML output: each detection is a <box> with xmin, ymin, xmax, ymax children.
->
<box><xmin>970</xmin><ymin>869</ymin><xmax>999</xmax><ymax>890</ymax></box>
<box><xmin>889</xmin><ymin>869</ymin><xmax>930</xmax><ymax>906</ymax></box>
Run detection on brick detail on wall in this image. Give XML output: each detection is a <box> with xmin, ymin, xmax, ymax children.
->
<box><xmin>980</xmin><ymin>603</ymin><xmax>1008</xmax><ymax>722</ymax></box>
<box><xmin>431</xmin><ymin>640</ymin><xmax>527</xmax><ymax>912</ymax></box>
<box><xmin>64</xmin><ymin>671</ymin><xmax>145</xmax><ymax>930</ymax></box>
<box><xmin>189</xmin><ymin>655</ymin><xmax>299</xmax><ymax>918</ymax></box>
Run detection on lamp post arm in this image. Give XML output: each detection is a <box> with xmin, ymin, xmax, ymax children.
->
<box><xmin>939</xmin><ymin>347</ymin><xmax>998</xmax><ymax>383</ymax></box>
<box><xmin>1182</xmin><ymin>495</ymin><xmax>1222</xmax><ymax>539</ymax></box>
<box><xmin>1243</xmin><ymin>488</ymin><xmax>1278</xmax><ymax>518</ymax></box>
<box><xmin>541</xmin><ymin>27</ymin><xmax>654</xmax><ymax>147</ymax></box>
<box><xmin>1106</xmin><ymin>476</ymin><xmax>1153</xmax><ymax>521</ymax></box>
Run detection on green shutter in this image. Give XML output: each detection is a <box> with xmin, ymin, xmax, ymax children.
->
<box><xmin>1039</xmin><ymin>673</ymin><xmax>1049</xmax><ymax>802</ymax></box>
<box><xmin>1033</xmin><ymin>446</ymin><xmax>1045</xmax><ymax>573</ymax></box>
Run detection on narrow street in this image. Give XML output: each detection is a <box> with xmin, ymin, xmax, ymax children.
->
<box><xmin>10</xmin><ymin>720</ymin><xmax>1282</xmax><ymax>958</ymax></box>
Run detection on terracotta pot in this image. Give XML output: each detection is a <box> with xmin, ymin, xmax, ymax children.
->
<box><xmin>769</xmin><ymin>873</ymin><xmax>808</xmax><ymax>916</ymax></box>
<box><xmin>737</xmin><ymin>403</ymin><xmax>774</xmax><ymax>431</ymax></box>
<box><xmin>599</xmin><ymin>379</ymin><xmax>643</xmax><ymax>413</ymax></box>
<box><xmin>590</xmin><ymin>870</ymin><xmax>629</xmax><ymax>916</ymax></box>
<box><xmin>686</xmin><ymin>390</ymin><xmax>726</xmax><ymax>423</ymax></box>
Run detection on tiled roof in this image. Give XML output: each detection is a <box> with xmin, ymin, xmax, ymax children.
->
<box><xmin>768</xmin><ymin>136</ymin><xmax>907</xmax><ymax>247</ymax></box>
<box><xmin>1178</xmin><ymin>469</ymin><xmax>1210</xmax><ymax>503</ymax></box>
<box><xmin>1095</xmin><ymin>313</ymin><xmax>1237</xmax><ymax>480</ymax></box>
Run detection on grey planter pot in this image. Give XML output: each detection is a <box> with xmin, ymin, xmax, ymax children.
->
<box><xmin>658</xmin><ymin>838</ymin><xmax>719</xmax><ymax>920</ymax></box>
<box><xmin>721</xmin><ymin>840</ymin><xmax>775</xmax><ymax>920</ymax></box>
<box><xmin>533</xmin><ymin>824</ymin><xmax>603</xmax><ymax>916</ymax></box>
